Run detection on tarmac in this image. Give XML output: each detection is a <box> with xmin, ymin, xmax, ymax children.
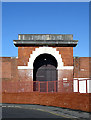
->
<box><xmin>1</xmin><ymin>103</ymin><xmax>91</xmax><ymax>119</ymax></box>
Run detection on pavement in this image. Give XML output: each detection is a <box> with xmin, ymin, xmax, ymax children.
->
<box><xmin>1</xmin><ymin>103</ymin><xmax>91</xmax><ymax>119</ymax></box>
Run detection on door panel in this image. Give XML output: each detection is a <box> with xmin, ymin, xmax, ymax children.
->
<box><xmin>36</xmin><ymin>65</ymin><xmax>57</xmax><ymax>92</ymax></box>
<box><xmin>36</xmin><ymin>65</ymin><xmax>57</xmax><ymax>81</ymax></box>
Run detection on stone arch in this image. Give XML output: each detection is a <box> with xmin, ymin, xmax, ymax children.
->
<box><xmin>28</xmin><ymin>47</ymin><xmax>63</xmax><ymax>69</ymax></box>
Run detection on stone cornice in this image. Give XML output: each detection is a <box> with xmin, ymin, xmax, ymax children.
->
<box><xmin>13</xmin><ymin>40</ymin><xmax>78</xmax><ymax>47</ymax></box>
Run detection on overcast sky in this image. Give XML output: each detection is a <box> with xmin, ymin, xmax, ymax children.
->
<box><xmin>2</xmin><ymin>2</ymin><xmax>89</xmax><ymax>57</ymax></box>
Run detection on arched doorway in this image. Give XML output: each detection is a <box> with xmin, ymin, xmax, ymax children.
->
<box><xmin>33</xmin><ymin>54</ymin><xmax>58</xmax><ymax>92</ymax></box>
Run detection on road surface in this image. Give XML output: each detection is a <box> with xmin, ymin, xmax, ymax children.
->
<box><xmin>1</xmin><ymin>104</ymin><xmax>90</xmax><ymax>119</ymax></box>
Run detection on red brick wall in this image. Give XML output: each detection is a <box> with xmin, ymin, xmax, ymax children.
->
<box><xmin>0</xmin><ymin>57</ymin><xmax>34</xmax><ymax>82</ymax></box>
<box><xmin>17</xmin><ymin>46</ymin><xmax>74</xmax><ymax>84</ymax></box>
<box><xmin>18</xmin><ymin>47</ymin><xmax>73</xmax><ymax>66</ymax></box>
<box><xmin>1</xmin><ymin>56</ymin><xmax>91</xmax><ymax>112</ymax></box>
<box><xmin>58</xmin><ymin>69</ymin><xmax>73</xmax><ymax>92</ymax></box>
<box><xmin>1</xmin><ymin>56</ymin><xmax>90</xmax><ymax>83</ymax></box>
<box><xmin>74</xmin><ymin>57</ymin><xmax>90</xmax><ymax>78</ymax></box>
<box><xmin>1</xmin><ymin>62</ymin><xmax>11</xmax><ymax>78</ymax></box>
<box><xmin>0</xmin><ymin>57</ymin><xmax>18</xmax><ymax>81</ymax></box>
<box><xmin>18</xmin><ymin>69</ymin><xmax>33</xmax><ymax>82</ymax></box>
<box><xmin>18</xmin><ymin>47</ymin><xmax>39</xmax><ymax>66</ymax></box>
<box><xmin>56</xmin><ymin>47</ymin><xmax>73</xmax><ymax>66</ymax></box>
<box><xmin>2</xmin><ymin>92</ymin><xmax>91</xmax><ymax>112</ymax></box>
<box><xmin>17</xmin><ymin>46</ymin><xmax>74</xmax><ymax>83</ymax></box>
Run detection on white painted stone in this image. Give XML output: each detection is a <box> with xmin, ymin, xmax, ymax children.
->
<box><xmin>80</xmin><ymin>69</ymin><xmax>85</xmax><ymax>71</ymax></box>
<box><xmin>18</xmin><ymin>47</ymin><xmax>74</xmax><ymax>70</ymax></box>
<box><xmin>18</xmin><ymin>35</ymin><xmax>20</xmax><ymax>40</ymax></box>
<box><xmin>18</xmin><ymin>66</ymin><xmax>31</xmax><ymax>69</ymax></box>
<box><xmin>63</xmin><ymin>78</ymin><xmax>68</xmax><ymax>82</ymax></box>
<box><xmin>74</xmin><ymin>78</ymin><xmax>88</xmax><ymax>80</ymax></box>
<box><xmin>62</xmin><ymin>66</ymin><xmax>74</xmax><ymax>69</ymax></box>
<box><xmin>63</xmin><ymin>78</ymin><xmax>67</xmax><ymax>80</ymax></box>
<box><xmin>28</xmin><ymin>47</ymin><xmax>64</xmax><ymax>69</ymax></box>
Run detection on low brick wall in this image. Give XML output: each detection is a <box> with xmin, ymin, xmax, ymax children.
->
<box><xmin>2</xmin><ymin>92</ymin><xmax>91</xmax><ymax>112</ymax></box>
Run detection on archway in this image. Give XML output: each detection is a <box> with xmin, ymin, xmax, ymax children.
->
<box><xmin>33</xmin><ymin>54</ymin><xmax>58</xmax><ymax>92</ymax></box>
<box><xmin>28</xmin><ymin>47</ymin><xmax>64</xmax><ymax>69</ymax></box>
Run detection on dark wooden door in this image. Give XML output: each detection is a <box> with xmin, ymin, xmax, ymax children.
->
<box><xmin>36</xmin><ymin>65</ymin><xmax>57</xmax><ymax>81</ymax></box>
<box><xmin>36</xmin><ymin>65</ymin><xmax>57</xmax><ymax>92</ymax></box>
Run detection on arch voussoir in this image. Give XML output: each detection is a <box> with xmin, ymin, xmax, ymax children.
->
<box><xmin>28</xmin><ymin>47</ymin><xmax>63</xmax><ymax>69</ymax></box>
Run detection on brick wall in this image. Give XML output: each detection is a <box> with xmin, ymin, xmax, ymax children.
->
<box><xmin>1</xmin><ymin>56</ymin><xmax>91</xmax><ymax>112</ymax></box>
<box><xmin>18</xmin><ymin>47</ymin><xmax>73</xmax><ymax>66</ymax></box>
<box><xmin>17</xmin><ymin>46</ymin><xmax>74</xmax><ymax>83</ymax></box>
<box><xmin>56</xmin><ymin>47</ymin><xmax>73</xmax><ymax>66</ymax></box>
<box><xmin>2</xmin><ymin>92</ymin><xmax>91</xmax><ymax>112</ymax></box>
<box><xmin>0</xmin><ymin>57</ymin><xmax>90</xmax><ymax>83</ymax></box>
<box><xmin>0</xmin><ymin>57</ymin><xmax>18</xmax><ymax>81</ymax></box>
<box><xmin>74</xmin><ymin>57</ymin><xmax>90</xmax><ymax>78</ymax></box>
<box><xmin>18</xmin><ymin>47</ymin><xmax>38</xmax><ymax>66</ymax></box>
<box><xmin>58</xmin><ymin>69</ymin><xmax>73</xmax><ymax>92</ymax></box>
<box><xmin>1</xmin><ymin>56</ymin><xmax>90</xmax><ymax>82</ymax></box>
